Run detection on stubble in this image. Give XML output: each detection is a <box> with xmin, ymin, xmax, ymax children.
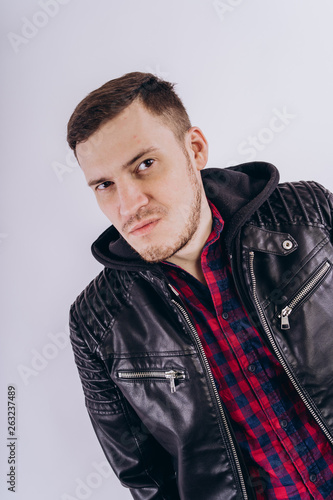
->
<box><xmin>137</xmin><ymin>155</ymin><xmax>202</xmax><ymax>263</ymax></box>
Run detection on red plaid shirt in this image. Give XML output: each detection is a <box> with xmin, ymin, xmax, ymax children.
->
<box><xmin>161</xmin><ymin>201</ymin><xmax>333</xmax><ymax>499</ymax></box>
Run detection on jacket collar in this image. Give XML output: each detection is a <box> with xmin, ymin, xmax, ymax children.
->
<box><xmin>91</xmin><ymin>161</ymin><xmax>279</xmax><ymax>271</ymax></box>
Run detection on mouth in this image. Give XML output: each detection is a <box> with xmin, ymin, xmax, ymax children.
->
<box><xmin>128</xmin><ymin>218</ymin><xmax>161</xmax><ymax>236</ymax></box>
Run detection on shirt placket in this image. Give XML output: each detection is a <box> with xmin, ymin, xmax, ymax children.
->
<box><xmin>202</xmin><ymin>234</ymin><xmax>331</xmax><ymax>498</ymax></box>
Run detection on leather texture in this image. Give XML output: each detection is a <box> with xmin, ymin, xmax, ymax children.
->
<box><xmin>69</xmin><ymin>162</ymin><xmax>333</xmax><ymax>500</ymax></box>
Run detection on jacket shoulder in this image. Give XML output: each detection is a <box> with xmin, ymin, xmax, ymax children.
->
<box><xmin>69</xmin><ymin>267</ymin><xmax>135</xmax><ymax>350</ymax></box>
<box><xmin>251</xmin><ymin>180</ymin><xmax>333</xmax><ymax>230</ymax></box>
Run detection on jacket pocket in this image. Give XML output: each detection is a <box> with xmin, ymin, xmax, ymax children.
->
<box><xmin>278</xmin><ymin>260</ymin><xmax>331</xmax><ymax>330</ymax></box>
<box><xmin>117</xmin><ymin>369</ymin><xmax>186</xmax><ymax>393</ymax></box>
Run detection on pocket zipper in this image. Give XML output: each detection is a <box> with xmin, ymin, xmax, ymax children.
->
<box><xmin>117</xmin><ymin>369</ymin><xmax>186</xmax><ymax>393</ymax></box>
<box><xmin>279</xmin><ymin>261</ymin><xmax>331</xmax><ymax>330</ymax></box>
<box><xmin>249</xmin><ymin>251</ymin><xmax>333</xmax><ymax>447</ymax></box>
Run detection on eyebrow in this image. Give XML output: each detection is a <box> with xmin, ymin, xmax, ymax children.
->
<box><xmin>87</xmin><ymin>147</ymin><xmax>159</xmax><ymax>187</ymax></box>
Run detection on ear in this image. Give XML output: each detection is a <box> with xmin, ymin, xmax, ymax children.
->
<box><xmin>185</xmin><ymin>126</ymin><xmax>209</xmax><ymax>171</ymax></box>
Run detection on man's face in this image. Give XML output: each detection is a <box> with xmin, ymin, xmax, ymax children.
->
<box><xmin>76</xmin><ymin>100</ymin><xmax>207</xmax><ymax>263</ymax></box>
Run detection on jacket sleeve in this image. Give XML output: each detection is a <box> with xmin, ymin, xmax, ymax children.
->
<box><xmin>69</xmin><ymin>305</ymin><xmax>180</xmax><ymax>500</ymax></box>
<box><xmin>320</xmin><ymin>182</ymin><xmax>333</xmax><ymax>241</ymax></box>
<box><xmin>307</xmin><ymin>181</ymin><xmax>333</xmax><ymax>244</ymax></box>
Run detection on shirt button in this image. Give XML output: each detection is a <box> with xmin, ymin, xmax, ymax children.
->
<box><xmin>280</xmin><ymin>419</ymin><xmax>288</xmax><ymax>429</ymax></box>
<box><xmin>309</xmin><ymin>474</ymin><xmax>317</xmax><ymax>483</ymax></box>
<box><xmin>248</xmin><ymin>364</ymin><xmax>256</xmax><ymax>373</ymax></box>
<box><xmin>222</xmin><ymin>312</ymin><xmax>229</xmax><ymax>320</ymax></box>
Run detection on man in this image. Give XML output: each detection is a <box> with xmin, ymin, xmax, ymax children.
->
<box><xmin>67</xmin><ymin>72</ymin><xmax>333</xmax><ymax>499</ymax></box>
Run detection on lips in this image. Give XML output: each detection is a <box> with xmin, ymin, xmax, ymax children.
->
<box><xmin>128</xmin><ymin>218</ymin><xmax>161</xmax><ymax>236</ymax></box>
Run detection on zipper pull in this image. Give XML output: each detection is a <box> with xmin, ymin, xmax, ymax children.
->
<box><xmin>165</xmin><ymin>370</ymin><xmax>178</xmax><ymax>393</ymax></box>
<box><xmin>168</xmin><ymin>283</ymin><xmax>179</xmax><ymax>296</ymax></box>
<box><xmin>280</xmin><ymin>306</ymin><xmax>292</xmax><ymax>330</ymax></box>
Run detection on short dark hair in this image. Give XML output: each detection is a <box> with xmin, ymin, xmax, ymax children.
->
<box><xmin>67</xmin><ymin>72</ymin><xmax>192</xmax><ymax>155</ymax></box>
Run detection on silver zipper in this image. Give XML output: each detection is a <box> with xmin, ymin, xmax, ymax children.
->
<box><xmin>278</xmin><ymin>261</ymin><xmax>331</xmax><ymax>329</ymax></box>
<box><xmin>249</xmin><ymin>251</ymin><xmax>333</xmax><ymax>446</ymax></box>
<box><xmin>117</xmin><ymin>369</ymin><xmax>186</xmax><ymax>393</ymax></box>
<box><xmin>169</xmin><ymin>287</ymin><xmax>248</xmax><ymax>500</ymax></box>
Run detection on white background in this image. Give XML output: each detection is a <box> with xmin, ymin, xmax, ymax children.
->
<box><xmin>1</xmin><ymin>1</ymin><xmax>333</xmax><ymax>499</ymax></box>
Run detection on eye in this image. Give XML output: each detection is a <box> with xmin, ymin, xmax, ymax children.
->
<box><xmin>95</xmin><ymin>181</ymin><xmax>113</xmax><ymax>191</ymax></box>
<box><xmin>137</xmin><ymin>159</ymin><xmax>154</xmax><ymax>172</ymax></box>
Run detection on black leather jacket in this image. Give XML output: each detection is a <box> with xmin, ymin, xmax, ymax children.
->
<box><xmin>69</xmin><ymin>162</ymin><xmax>333</xmax><ymax>500</ymax></box>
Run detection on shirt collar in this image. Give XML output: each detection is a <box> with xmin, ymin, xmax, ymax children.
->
<box><xmin>204</xmin><ymin>200</ymin><xmax>224</xmax><ymax>249</ymax></box>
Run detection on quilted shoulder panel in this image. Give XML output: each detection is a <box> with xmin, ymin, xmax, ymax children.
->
<box><xmin>250</xmin><ymin>180</ymin><xmax>333</xmax><ymax>231</ymax></box>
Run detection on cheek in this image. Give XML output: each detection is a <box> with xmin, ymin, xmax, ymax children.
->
<box><xmin>159</xmin><ymin>177</ymin><xmax>186</xmax><ymax>202</ymax></box>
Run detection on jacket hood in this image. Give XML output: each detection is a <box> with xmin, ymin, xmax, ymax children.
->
<box><xmin>91</xmin><ymin>161</ymin><xmax>279</xmax><ymax>271</ymax></box>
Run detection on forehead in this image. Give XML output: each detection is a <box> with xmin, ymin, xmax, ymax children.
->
<box><xmin>76</xmin><ymin>100</ymin><xmax>176</xmax><ymax>170</ymax></box>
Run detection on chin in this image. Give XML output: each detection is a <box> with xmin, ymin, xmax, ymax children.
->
<box><xmin>136</xmin><ymin>243</ymin><xmax>176</xmax><ymax>263</ymax></box>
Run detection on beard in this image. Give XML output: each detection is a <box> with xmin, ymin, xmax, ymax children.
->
<box><xmin>126</xmin><ymin>153</ymin><xmax>203</xmax><ymax>263</ymax></box>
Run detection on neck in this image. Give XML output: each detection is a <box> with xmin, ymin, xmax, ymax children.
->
<box><xmin>165</xmin><ymin>197</ymin><xmax>212</xmax><ymax>285</ymax></box>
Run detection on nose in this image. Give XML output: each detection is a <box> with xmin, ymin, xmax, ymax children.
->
<box><xmin>117</xmin><ymin>179</ymin><xmax>149</xmax><ymax>218</ymax></box>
